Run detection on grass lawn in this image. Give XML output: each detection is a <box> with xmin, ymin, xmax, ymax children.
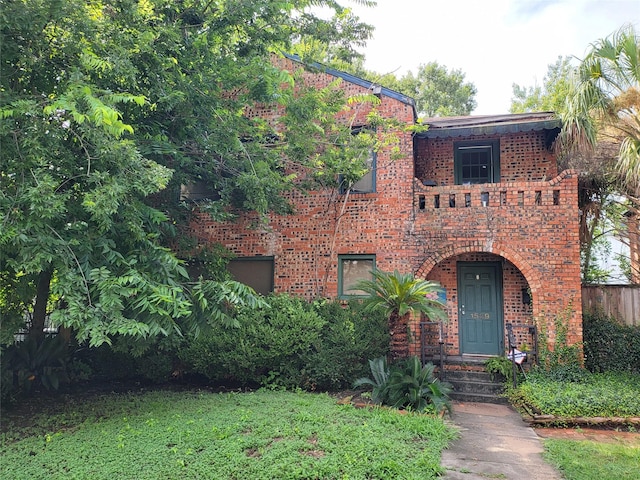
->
<box><xmin>1</xmin><ymin>388</ymin><xmax>457</xmax><ymax>479</ymax></box>
<box><xmin>544</xmin><ymin>436</ymin><xmax>640</xmax><ymax>480</ymax></box>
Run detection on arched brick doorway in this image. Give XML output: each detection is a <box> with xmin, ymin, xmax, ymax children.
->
<box><xmin>414</xmin><ymin>245</ymin><xmax>540</xmax><ymax>358</ymax></box>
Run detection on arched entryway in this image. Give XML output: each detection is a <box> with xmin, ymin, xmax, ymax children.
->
<box><xmin>415</xmin><ymin>250</ymin><xmax>536</xmax><ymax>357</ymax></box>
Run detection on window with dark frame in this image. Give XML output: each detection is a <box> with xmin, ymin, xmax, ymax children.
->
<box><xmin>338</xmin><ymin>254</ymin><xmax>375</xmax><ymax>298</ymax></box>
<box><xmin>227</xmin><ymin>257</ymin><xmax>274</xmax><ymax>296</ymax></box>
<box><xmin>454</xmin><ymin>140</ymin><xmax>500</xmax><ymax>185</ymax></box>
<box><xmin>340</xmin><ymin>127</ymin><xmax>376</xmax><ymax>194</ymax></box>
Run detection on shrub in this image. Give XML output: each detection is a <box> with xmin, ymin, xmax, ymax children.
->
<box><xmin>2</xmin><ymin>335</ymin><xmax>70</xmax><ymax>392</ymax></box>
<box><xmin>302</xmin><ymin>299</ymin><xmax>389</xmax><ymax>390</ymax></box>
<box><xmin>179</xmin><ymin>294</ymin><xmax>326</xmax><ymax>387</ymax></box>
<box><xmin>354</xmin><ymin>356</ymin><xmax>452</xmax><ymax>414</ymax></box>
<box><xmin>15</xmin><ymin>295</ymin><xmax>390</xmax><ymax>392</ymax></box>
<box><xmin>178</xmin><ymin>295</ymin><xmax>390</xmax><ymax>390</ymax></box>
<box><xmin>583</xmin><ymin>311</ymin><xmax>640</xmax><ymax>374</ymax></box>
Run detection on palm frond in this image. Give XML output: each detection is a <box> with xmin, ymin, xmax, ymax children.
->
<box><xmin>353</xmin><ymin>269</ymin><xmax>447</xmax><ymax>321</ymax></box>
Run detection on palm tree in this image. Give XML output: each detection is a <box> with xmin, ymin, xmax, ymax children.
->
<box><xmin>354</xmin><ymin>269</ymin><xmax>446</xmax><ymax>360</ymax></box>
<box><xmin>561</xmin><ymin>24</ymin><xmax>640</xmax><ymax>282</ymax></box>
<box><xmin>561</xmin><ymin>24</ymin><xmax>640</xmax><ymax>193</ymax></box>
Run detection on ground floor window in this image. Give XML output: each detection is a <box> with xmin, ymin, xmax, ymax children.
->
<box><xmin>228</xmin><ymin>257</ymin><xmax>274</xmax><ymax>296</ymax></box>
<box><xmin>338</xmin><ymin>254</ymin><xmax>375</xmax><ymax>298</ymax></box>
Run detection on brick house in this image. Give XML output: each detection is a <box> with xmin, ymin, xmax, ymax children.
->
<box><xmin>187</xmin><ymin>55</ymin><xmax>582</xmax><ymax>363</ymax></box>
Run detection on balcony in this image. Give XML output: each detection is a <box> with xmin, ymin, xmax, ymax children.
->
<box><xmin>414</xmin><ymin>170</ymin><xmax>577</xmax><ymax>211</ymax></box>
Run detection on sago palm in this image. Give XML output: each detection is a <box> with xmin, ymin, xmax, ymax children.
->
<box><xmin>354</xmin><ymin>269</ymin><xmax>446</xmax><ymax>360</ymax></box>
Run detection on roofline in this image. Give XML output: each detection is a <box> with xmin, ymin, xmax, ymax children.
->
<box><xmin>282</xmin><ymin>53</ymin><xmax>417</xmax><ymax>120</ymax></box>
<box><xmin>416</xmin><ymin>116</ymin><xmax>562</xmax><ymax>139</ymax></box>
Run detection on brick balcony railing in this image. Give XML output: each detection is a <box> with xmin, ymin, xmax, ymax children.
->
<box><xmin>414</xmin><ymin>170</ymin><xmax>577</xmax><ymax>211</ymax></box>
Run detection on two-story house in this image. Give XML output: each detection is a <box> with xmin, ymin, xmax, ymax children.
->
<box><xmin>187</xmin><ymin>55</ymin><xmax>582</xmax><ymax>366</ymax></box>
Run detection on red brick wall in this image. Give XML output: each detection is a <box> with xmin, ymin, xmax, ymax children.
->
<box><xmin>411</xmin><ymin>168</ymin><xmax>582</xmax><ymax>353</ymax></box>
<box><xmin>415</xmin><ymin>132</ymin><xmax>557</xmax><ymax>185</ymax></box>
<box><xmin>189</xmin><ymin>56</ymin><xmax>582</xmax><ymax>356</ymax></box>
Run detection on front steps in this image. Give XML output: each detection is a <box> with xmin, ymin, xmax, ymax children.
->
<box><xmin>430</xmin><ymin>356</ymin><xmax>509</xmax><ymax>404</ymax></box>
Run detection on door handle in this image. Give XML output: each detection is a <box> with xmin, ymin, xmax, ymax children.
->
<box><xmin>460</xmin><ymin>304</ymin><xmax>465</xmax><ymax>315</ymax></box>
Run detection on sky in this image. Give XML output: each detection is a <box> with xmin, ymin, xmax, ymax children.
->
<box><xmin>347</xmin><ymin>0</ymin><xmax>639</xmax><ymax>115</ymax></box>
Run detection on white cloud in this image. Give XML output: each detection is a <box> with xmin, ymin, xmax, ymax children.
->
<box><xmin>348</xmin><ymin>0</ymin><xmax>639</xmax><ymax>114</ymax></box>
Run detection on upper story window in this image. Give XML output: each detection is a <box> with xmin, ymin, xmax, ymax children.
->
<box><xmin>454</xmin><ymin>140</ymin><xmax>500</xmax><ymax>185</ymax></box>
<box><xmin>180</xmin><ymin>180</ymin><xmax>219</xmax><ymax>202</ymax></box>
<box><xmin>340</xmin><ymin>127</ymin><xmax>376</xmax><ymax>194</ymax></box>
<box><xmin>350</xmin><ymin>150</ymin><xmax>376</xmax><ymax>193</ymax></box>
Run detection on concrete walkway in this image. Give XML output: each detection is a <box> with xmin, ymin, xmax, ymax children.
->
<box><xmin>441</xmin><ymin>401</ymin><xmax>562</xmax><ymax>479</ymax></box>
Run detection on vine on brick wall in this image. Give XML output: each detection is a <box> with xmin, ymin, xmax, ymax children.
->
<box><xmin>535</xmin><ymin>302</ymin><xmax>583</xmax><ymax>370</ymax></box>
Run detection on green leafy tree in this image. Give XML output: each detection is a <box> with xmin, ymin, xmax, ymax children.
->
<box><xmin>389</xmin><ymin>62</ymin><xmax>477</xmax><ymax>118</ymax></box>
<box><xmin>0</xmin><ymin>0</ymin><xmax>379</xmax><ymax>345</ymax></box>
<box><xmin>339</xmin><ymin>61</ymin><xmax>477</xmax><ymax>118</ymax></box>
<box><xmin>354</xmin><ymin>270</ymin><xmax>446</xmax><ymax>360</ymax></box>
<box><xmin>512</xmin><ymin>41</ymin><xmax>639</xmax><ymax>283</ymax></box>
<box><xmin>510</xmin><ymin>56</ymin><xmax>575</xmax><ymax>113</ymax></box>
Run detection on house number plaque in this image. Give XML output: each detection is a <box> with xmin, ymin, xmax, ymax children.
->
<box><xmin>470</xmin><ymin>313</ymin><xmax>490</xmax><ymax>319</ymax></box>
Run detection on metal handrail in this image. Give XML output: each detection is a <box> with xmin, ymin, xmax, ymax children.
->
<box><xmin>420</xmin><ymin>321</ymin><xmax>447</xmax><ymax>379</ymax></box>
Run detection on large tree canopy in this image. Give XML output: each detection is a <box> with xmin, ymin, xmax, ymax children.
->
<box><xmin>370</xmin><ymin>62</ymin><xmax>477</xmax><ymax>118</ymax></box>
<box><xmin>0</xmin><ymin>0</ymin><xmax>381</xmax><ymax>345</ymax></box>
<box><xmin>397</xmin><ymin>62</ymin><xmax>477</xmax><ymax>118</ymax></box>
<box><xmin>561</xmin><ymin>24</ymin><xmax>640</xmax><ymax>283</ymax></box>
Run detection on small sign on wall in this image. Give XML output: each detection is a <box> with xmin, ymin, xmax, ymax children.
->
<box><xmin>438</xmin><ymin>289</ymin><xmax>446</xmax><ymax>305</ymax></box>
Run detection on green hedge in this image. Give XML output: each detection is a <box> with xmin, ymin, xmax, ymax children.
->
<box><xmin>13</xmin><ymin>295</ymin><xmax>389</xmax><ymax>393</ymax></box>
<box><xmin>176</xmin><ymin>295</ymin><xmax>390</xmax><ymax>390</ymax></box>
<box><xmin>583</xmin><ymin>311</ymin><xmax>640</xmax><ymax>374</ymax></box>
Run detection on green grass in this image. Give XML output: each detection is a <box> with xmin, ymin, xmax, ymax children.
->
<box><xmin>1</xmin><ymin>389</ymin><xmax>457</xmax><ymax>479</ymax></box>
<box><xmin>544</xmin><ymin>438</ymin><xmax>640</xmax><ymax>480</ymax></box>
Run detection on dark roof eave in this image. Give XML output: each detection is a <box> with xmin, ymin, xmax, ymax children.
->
<box><xmin>282</xmin><ymin>53</ymin><xmax>417</xmax><ymax>120</ymax></box>
<box><xmin>416</xmin><ymin>118</ymin><xmax>562</xmax><ymax>139</ymax></box>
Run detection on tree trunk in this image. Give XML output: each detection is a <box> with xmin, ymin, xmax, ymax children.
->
<box><xmin>30</xmin><ymin>268</ymin><xmax>53</xmax><ymax>340</ymax></box>
<box><xmin>389</xmin><ymin>312</ymin><xmax>410</xmax><ymax>361</ymax></box>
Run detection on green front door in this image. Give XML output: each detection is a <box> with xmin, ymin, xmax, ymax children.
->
<box><xmin>458</xmin><ymin>263</ymin><xmax>503</xmax><ymax>355</ymax></box>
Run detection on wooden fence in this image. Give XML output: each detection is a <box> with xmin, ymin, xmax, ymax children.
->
<box><xmin>582</xmin><ymin>285</ymin><xmax>640</xmax><ymax>326</ymax></box>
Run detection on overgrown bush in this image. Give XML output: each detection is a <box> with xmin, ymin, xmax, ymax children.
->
<box><xmin>583</xmin><ymin>310</ymin><xmax>640</xmax><ymax>374</ymax></box>
<box><xmin>72</xmin><ymin>295</ymin><xmax>389</xmax><ymax>391</ymax></box>
<box><xmin>177</xmin><ymin>294</ymin><xmax>390</xmax><ymax>390</ymax></box>
<box><xmin>178</xmin><ymin>294</ymin><xmax>325</xmax><ymax>387</ymax></box>
<box><xmin>302</xmin><ymin>299</ymin><xmax>389</xmax><ymax>390</ymax></box>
